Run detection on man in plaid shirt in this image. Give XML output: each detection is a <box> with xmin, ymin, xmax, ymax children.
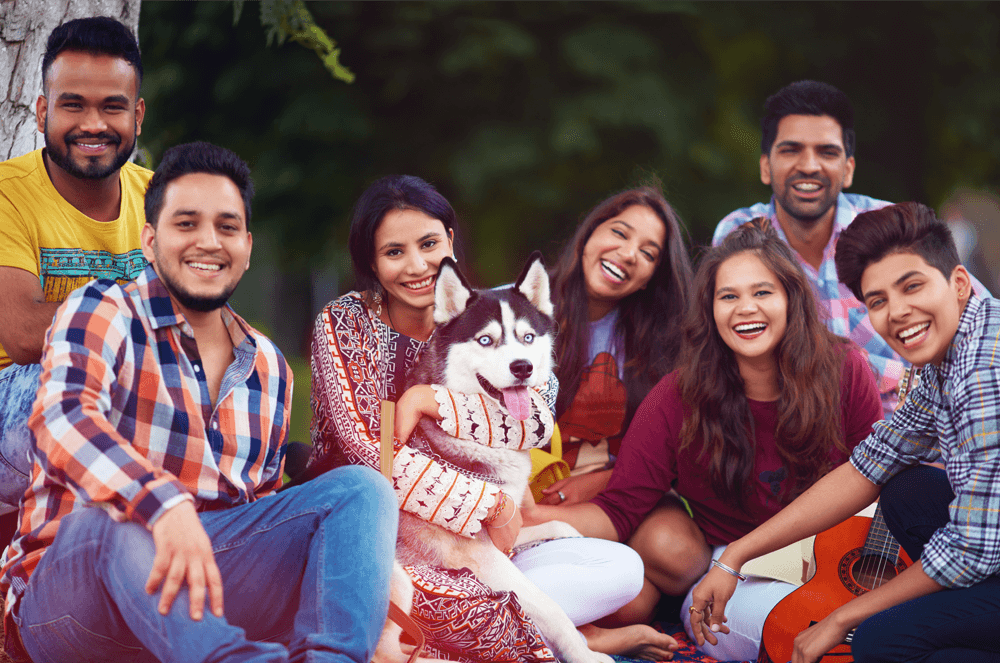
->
<box><xmin>0</xmin><ymin>142</ymin><xmax>398</xmax><ymax>663</ymax></box>
<box><xmin>691</xmin><ymin>202</ymin><xmax>1000</xmax><ymax>662</ymax></box>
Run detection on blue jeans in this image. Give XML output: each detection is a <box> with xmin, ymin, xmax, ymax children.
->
<box><xmin>852</xmin><ymin>465</ymin><xmax>1000</xmax><ymax>663</ymax></box>
<box><xmin>13</xmin><ymin>465</ymin><xmax>397</xmax><ymax>663</ymax></box>
<box><xmin>0</xmin><ymin>363</ymin><xmax>41</xmax><ymax>513</ymax></box>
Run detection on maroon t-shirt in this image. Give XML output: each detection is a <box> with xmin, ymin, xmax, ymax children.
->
<box><xmin>592</xmin><ymin>346</ymin><xmax>882</xmax><ymax>546</ymax></box>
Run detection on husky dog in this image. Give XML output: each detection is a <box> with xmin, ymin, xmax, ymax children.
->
<box><xmin>390</xmin><ymin>252</ymin><xmax>613</xmax><ymax>663</ymax></box>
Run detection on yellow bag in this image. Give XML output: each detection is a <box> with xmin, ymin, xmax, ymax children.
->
<box><xmin>528</xmin><ymin>424</ymin><xmax>571</xmax><ymax>503</ymax></box>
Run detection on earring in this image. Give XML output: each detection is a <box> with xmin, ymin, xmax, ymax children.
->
<box><xmin>372</xmin><ymin>285</ymin><xmax>383</xmax><ymax>319</ymax></box>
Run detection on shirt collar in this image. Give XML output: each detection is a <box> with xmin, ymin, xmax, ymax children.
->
<box><xmin>767</xmin><ymin>192</ymin><xmax>852</xmax><ymax>234</ymax></box>
<box><xmin>137</xmin><ymin>264</ymin><xmax>257</xmax><ymax>354</ymax></box>
<box><xmin>931</xmin><ymin>295</ymin><xmax>983</xmax><ymax>379</ymax></box>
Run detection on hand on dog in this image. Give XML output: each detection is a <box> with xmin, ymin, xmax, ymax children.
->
<box><xmin>540</xmin><ymin>470</ymin><xmax>612</xmax><ymax>506</ymax></box>
<box><xmin>486</xmin><ymin>496</ymin><xmax>522</xmax><ymax>553</ymax></box>
<box><xmin>395</xmin><ymin>385</ymin><xmax>440</xmax><ymax>444</ymax></box>
<box><xmin>147</xmin><ymin>500</ymin><xmax>224</xmax><ymax>621</ymax></box>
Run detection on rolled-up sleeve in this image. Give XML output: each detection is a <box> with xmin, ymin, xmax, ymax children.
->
<box><xmin>923</xmin><ymin>366</ymin><xmax>1000</xmax><ymax>587</ymax></box>
<box><xmin>851</xmin><ymin>362</ymin><xmax>1000</xmax><ymax>588</ymax></box>
<box><xmin>29</xmin><ymin>283</ymin><xmax>191</xmax><ymax>529</ymax></box>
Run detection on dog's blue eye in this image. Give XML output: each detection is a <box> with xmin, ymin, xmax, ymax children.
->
<box><xmin>477</xmin><ymin>336</ymin><xmax>493</xmax><ymax>346</ymax></box>
<box><xmin>523</xmin><ymin>333</ymin><xmax>534</xmax><ymax>344</ymax></box>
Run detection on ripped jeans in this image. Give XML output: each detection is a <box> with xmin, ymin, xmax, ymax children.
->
<box><xmin>0</xmin><ymin>363</ymin><xmax>41</xmax><ymax>514</ymax></box>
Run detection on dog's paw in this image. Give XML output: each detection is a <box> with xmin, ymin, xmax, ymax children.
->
<box><xmin>516</xmin><ymin>520</ymin><xmax>583</xmax><ymax>545</ymax></box>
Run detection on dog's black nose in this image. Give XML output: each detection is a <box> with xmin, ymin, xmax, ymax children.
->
<box><xmin>509</xmin><ymin>359</ymin><xmax>533</xmax><ymax>380</ymax></box>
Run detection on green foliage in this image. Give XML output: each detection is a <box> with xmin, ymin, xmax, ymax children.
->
<box><xmin>138</xmin><ymin>1</ymin><xmax>1000</xmax><ymax>356</ymax></box>
<box><xmin>235</xmin><ymin>0</ymin><xmax>355</xmax><ymax>83</ymax></box>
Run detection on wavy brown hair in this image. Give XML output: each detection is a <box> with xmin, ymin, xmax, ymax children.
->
<box><xmin>677</xmin><ymin>219</ymin><xmax>849</xmax><ymax>510</ymax></box>
<box><xmin>552</xmin><ymin>185</ymin><xmax>693</xmax><ymax>425</ymax></box>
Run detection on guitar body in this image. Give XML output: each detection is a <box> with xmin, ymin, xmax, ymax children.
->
<box><xmin>757</xmin><ymin>515</ymin><xmax>910</xmax><ymax>663</ymax></box>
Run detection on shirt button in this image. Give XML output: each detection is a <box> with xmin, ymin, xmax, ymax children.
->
<box><xmin>193</xmin><ymin>364</ymin><xmax>201</xmax><ymax>372</ymax></box>
<box><xmin>212</xmin><ymin>421</ymin><xmax>219</xmax><ymax>430</ymax></box>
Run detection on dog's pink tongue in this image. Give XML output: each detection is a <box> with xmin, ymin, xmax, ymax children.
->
<box><xmin>501</xmin><ymin>386</ymin><xmax>531</xmax><ymax>421</ymax></box>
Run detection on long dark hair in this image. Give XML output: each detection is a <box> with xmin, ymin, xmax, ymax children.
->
<box><xmin>552</xmin><ymin>185</ymin><xmax>693</xmax><ymax>424</ymax></box>
<box><xmin>677</xmin><ymin>219</ymin><xmax>848</xmax><ymax>510</ymax></box>
<box><xmin>347</xmin><ymin>174</ymin><xmax>457</xmax><ymax>294</ymax></box>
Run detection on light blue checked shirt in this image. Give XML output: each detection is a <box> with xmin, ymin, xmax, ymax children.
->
<box><xmin>851</xmin><ymin>295</ymin><xmax>1000</xmax><ymax>588</ymax></box>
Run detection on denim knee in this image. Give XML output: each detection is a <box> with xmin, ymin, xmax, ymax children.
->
<box><xmin>308</xmin><ymin>464</ymin><xmax>396</xmax><ymax>509</ymax></box>
<box><xmin>0</xmin><ymin>363</ymin><xmax>43</xmax><ymax>509</ymax></box>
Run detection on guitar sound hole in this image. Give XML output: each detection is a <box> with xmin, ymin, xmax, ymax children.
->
<box><xmin>850</xmin><ymin>554</ymin><xmax>898</xmax><ymax>590</ymax></box>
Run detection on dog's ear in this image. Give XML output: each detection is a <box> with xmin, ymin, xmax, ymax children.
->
<box><xmin>434</xmin><ymin>257</ymin><xmax>474</xmax><ymax>324</ymax></box>
<box><xmin>514</xmin><ymin>251</ymin><xmax>553</xmax><ymax>316</ymax></box>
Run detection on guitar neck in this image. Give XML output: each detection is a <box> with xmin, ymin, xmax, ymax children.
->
<box><xmin>862</xmin><ymin>503</ymin><xmax>900</xmax><ymax>564</ymax></box>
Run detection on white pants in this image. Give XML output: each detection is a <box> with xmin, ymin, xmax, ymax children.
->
<box><xmin>513</xmin><ymin>536</ymin><xmax>645</xmax><ymax>626</ymax></box>
<box><xmin>682</xmin><ymin>545</ymin><xmax>797</xmax><ymax>662</ymax></box>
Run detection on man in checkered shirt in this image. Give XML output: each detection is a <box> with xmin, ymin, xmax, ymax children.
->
<box><xmin>691</xmin><ymin>202</ymin><xmax>1000</xmax><ymax>662</ymax></box>
<box><xmin>0</xmin><ymin>142</ymin><xmax>398</xmax><ymax>663</ymax></box>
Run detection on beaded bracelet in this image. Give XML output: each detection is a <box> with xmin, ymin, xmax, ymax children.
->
<box><xmin>711</xmin><ymin>559</ymin><xmax>747</xmax><ymax>582</ymax></box>
<box><xmin>484</xmin><ymin>491</ymin><xmax>509</xmax><ymax>526</ymax></box>
<box><xmin>491</xmin><ymin>500</ymin><xmax>517</xmax><ymax>529</ymax></box>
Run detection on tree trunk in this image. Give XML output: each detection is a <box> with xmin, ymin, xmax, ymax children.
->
<box><xmin>0</xmin><ymin>0</ymin><xmax>141</xmax><ymax>161</ymax></box>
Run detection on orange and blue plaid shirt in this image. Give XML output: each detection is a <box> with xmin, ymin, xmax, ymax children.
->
<box><xmin>1</xmin><ymin>265</ymin><xmax>291</xmax><ymax>609</ymax></box>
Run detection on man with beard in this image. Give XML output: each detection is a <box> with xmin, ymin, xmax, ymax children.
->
<box><xmin>0</xmin><ymin>17</ymin><xmax>149</xmax><ymax>518</ymax></box>
<box><xmin>712</xmin><ymin>81</ymin><xmax>901</xmax><ymax>414</ymax></box>
<box><xmin>0</xmin><ymin>142</ymin><xmax>398</xmax><ymax>663</ymax></box>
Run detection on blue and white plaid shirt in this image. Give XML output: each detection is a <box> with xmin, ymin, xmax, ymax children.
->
<box><xmin>851</xmin><ymin>295</ymin><xmax>1000</xmax><ymax>588</ymax></box>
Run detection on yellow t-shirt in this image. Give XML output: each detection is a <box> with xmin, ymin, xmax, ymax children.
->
<box><xmin>0</xmin><ymin>149</ymin><xmax>152</xmax><ymax>369</ymax></box>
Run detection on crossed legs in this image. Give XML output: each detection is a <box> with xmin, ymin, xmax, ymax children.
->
<box><xmin>14</xmin><ymin>465</ymin><xmax>397</xmax><ymax>663</ymax></box>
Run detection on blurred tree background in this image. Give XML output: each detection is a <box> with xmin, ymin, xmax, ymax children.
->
<box><xmin>136</xmin><ymin>1</ymin><xmax>1000</xmax><ymax>442</ymax></box>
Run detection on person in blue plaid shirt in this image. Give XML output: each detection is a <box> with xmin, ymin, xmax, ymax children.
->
<box><xmin>690</xmin><ymin>202</ymin><xmax>1000</xmax><ymax>662</ymax></box>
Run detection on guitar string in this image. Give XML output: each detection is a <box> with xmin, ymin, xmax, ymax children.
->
<box><xmin>859</xmin><ymin>507</ymin><xmax>896</xmax><ymax>591</ymax></box>
<box><xmin>866</xmin><ymin>367</ymin><xmax>915</xmax><ymax>591</ymax></box>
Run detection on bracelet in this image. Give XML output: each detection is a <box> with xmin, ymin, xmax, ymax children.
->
<box><xmin>484</xmin><ymin>491</ymin><xmax>509</xmax><ymax>526</ymax></box>
<box><xmin>711</xmin><ymin>559</ymin><xmax>747</xmax><ymax>582</ymax></box>
<box><xmin>492</xmin><ymin>499</ymin><xmax>517</xmax><ymax>529</ymax></box>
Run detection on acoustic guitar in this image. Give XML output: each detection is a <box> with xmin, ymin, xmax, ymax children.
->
<box><xmin>757</xmin><ymin>367</ymin><xmax>919</xmax><ymax>663</ymax></box>
<box><xmin>756</xmin><ymin>505</ymin><xmax>910</xmax><ymax>662</ymax></box>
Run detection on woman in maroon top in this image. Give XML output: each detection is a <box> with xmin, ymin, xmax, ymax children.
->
<box><xmin>523</xmin><ymin>219</ymin><xmax>882</xmax><ymax>661</ymax></box>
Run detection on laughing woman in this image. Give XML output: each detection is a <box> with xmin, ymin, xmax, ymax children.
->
<box><xmin>304</xmin><ymin>175</ymin><xmax>676</xmax><ymax>662</ymax></box>
<box><xmin>523</xmin><ymin>219</ymin><xmax>883</xmax><ymax>661</ymax></box>
<box><xmin>538</xmin><ymin>186</ymin><xmax>693</xmax><ymax>507</ymax></box>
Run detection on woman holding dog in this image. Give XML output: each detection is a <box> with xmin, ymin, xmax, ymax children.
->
<box><xmin>305</xmin><ymin>175</ymin><xmax>677</xmax><ymax>661</ymax></box>
<box><xmin>523</xmin><ymin>219</ymin><xmax>884</xmax><ymax>661</ymax></box>
<box><xmin>536</xmin><ymin>185</ymin><xmax>693</xmax><ymax>508</ymax></box>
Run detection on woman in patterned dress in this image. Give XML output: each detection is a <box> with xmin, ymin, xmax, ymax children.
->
<box><xmin>304</xmin><ymin>175</ymin><xmax>678</xmax><ymax>661</ymax></box>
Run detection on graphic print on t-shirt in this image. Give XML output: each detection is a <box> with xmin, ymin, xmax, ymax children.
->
<box><xmin>557</xmin><ymin>351</ymin><xmax>626</xmax><ymax>472</ymax></box>
<box><xmin>38</xmin><ymin>248</ymin><xmax>147</xmax><ymax>302</ymax></box>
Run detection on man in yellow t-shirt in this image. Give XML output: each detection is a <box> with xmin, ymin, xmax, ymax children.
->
<box><xmin>0</xmin><ymin>17</ymin><xmax>149</xmax><ymax>515</ymax></box>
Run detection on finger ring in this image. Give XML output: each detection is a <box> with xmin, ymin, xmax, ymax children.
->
<box><xmin>558</xmin><ymin>491</ymin><xmax>566</xmax><ymax>502</ymax></box>
<box><xmin>689</xmin><ymin>606</ymin><xmax>703</xmax><ymax>614</ymax></box>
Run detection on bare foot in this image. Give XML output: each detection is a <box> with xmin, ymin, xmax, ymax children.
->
<box><xmin>579</xmin><ymin>623</ymin><xmax>679</xmax><ymax>661</ymax></box>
